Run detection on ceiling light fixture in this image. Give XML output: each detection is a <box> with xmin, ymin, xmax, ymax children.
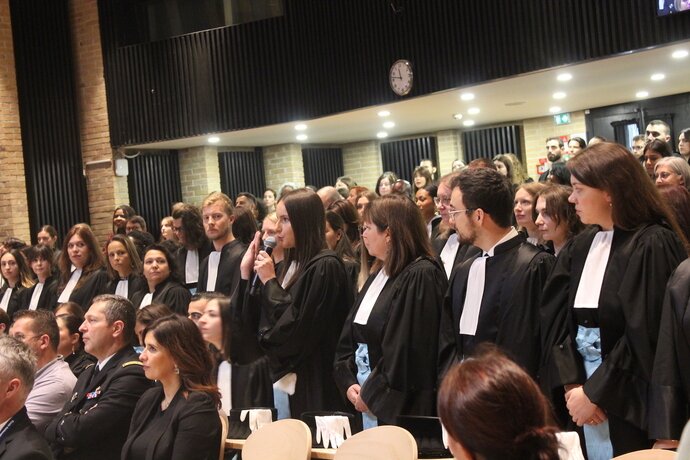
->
<box><xmin>460</xmin><ymin>93</ymin><xmax>475</xmax><ymax>101</ymax></box>
<box><xmin>556</xmin><ymin>73</ymin><xmax>572</xmax><ymax>82</ymax></box>
<box><xmin>650</xmin><ymin>73</ymin><xmax>665</xmax><ymax>81</ymax></box>
<box><xmin>672</xmin><ymin>50</ymin><xmax>688</xmax><ymax>59</ymax></box>
<box><xmin>296</xmin><ymin>134</ymin><xmax>308</xmax><ymax>141</ymax></box>
<box><xmin>377</xmin><ymin>131</ymin><xmax>388</xmax><ymax>139</ymax></box>
<box><xmin>467</xmin><ymin>107</ymin><xmax>480</xmax><ymax>115</ymax></box>
<box><xmin>208</xmin><ymin>136</ymin><xmax>220</xmax><ymax>144</ymax></box>
<box><xmin>463</xmin><ymin>120</ymin><xmax>475</xmax><ymax>127</ymax></box>
<box><xmin>383</xmin><ymin>121</ymin><xmax>395</xmax><ymax>129</ymax></box>
<box><xmin>294</xmin><ymin>123</ymin><xmax>307</xmax><ymax>131</ymax></box>
<box><xmin>636</xmin><ymin>91</ymin><xmax>649</xmax><ymax>98</ymax></box>
<box><xmin>549</xmin><ymin>106</ymin><xmax>561</xmax><ymax>113</ymax></box>
<box><xmin>453</xmin><ymin>113</ymin><xmax>463</xmax><ymax>120</ymax></box>
<box><xmin>552</xmin><ymin>92</ymin><xmax>566</xmax><ymax>100</ymax></box>
<box><xmin>377</xmin><ymin>110</ymin><xmax>391</xmax><ymax>117</ymax></box>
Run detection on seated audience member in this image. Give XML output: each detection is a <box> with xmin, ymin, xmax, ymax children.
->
<box><xmin>198</xmin><ymin>296</ymin><xmax>273</xmax><ymax>412</ymax></box>
<box><xmin>514</xmin><ymin>182</ymin><xmax>546</xmax><ymax>246</ymax></box>
<box><xmin>159</xmin><ymin>216</ymin><xmax>178</xmax><ymax>243</ymax></box>
<box><xmin>533</xmin><ymin>185</ymin><xmax>584</xmax><ymax>256</ymax></box>
<box><xmin>104</xmin><ymin>234</ymin><xmax>146</xmax><ymax>301</ymax></box>
<box><xmin>112</xmin><ymin>205</ymin><xmax>136</xmax><ymax>236</ymax></box>
<box><xmin>412</xmin><ymin>166</ymin><xmax>433</xmax><ymax>194</ymax></box>
<box><xmin>643</xmin><ymin>138</ymin><xmax>673</xmax><ymax>179</ymax></box>
<box><xmin>126</xmin><ymin>230</ymin><xmax>155</xmax><ymax>261</ymax></box>
<box><xmin>54</xmin><ymin>301</ymin><xmax>84</xmax><ymax>318</ymax></box>
<box><xmin>198</xmin><ymin>192</ymin><xmax>247</xmax><ymax>296</ymax></box>
<box><xmin>132</xmin><ymin>244</ymin><xmax>191</xmax><ymax>315</ymax></box>
<box><xmin>232</xmin><ymin>206</ymin><xmax>259</xmax><ymax>245</ymax></box>
<box><xmin>187</xmin><ymin>291</ymin><xmax>225</xmax><ymax>325</ymax></box>
<box><xmin>0</xmin><ymin>336</ymin><xmax>53</xmax><ymax>459</ymax></box>
<box><xmin>24</xmin><ymin>245</ymin><xmax>58</xmax><ymax>311</ymax></box>
<box><xmin>122</xmin><ymin>315</ymin><xmax>221</xmax><ymax>460</ymax></box>
<box><xmin>334</xmin><ymin>194</ymin><xmax>447</xmax><ymax>428</ymax></box>
<box><xmin>37</xmin><ymin>224</ymin><xmax>62</xmax><ymax>266</ymax></box>
<box><xmin>317</xmin><ymin>186</ymin><xmax>344</xmax><ymax>208</ymax></box>
<box><xmin>46</xmin><ymin>295</ymin><xmax>151</xmax><ymax>460</ymax></box>
<box><xmin>57</xmin><ymin>224</ymin><xmax>109</xmax><ymax>310</ymax></box>
<box><xmin>134</xmin><ymin>303</ymin><xmax>173</xmax><ymax>346</ymax></box>
<box><xmin>125</xmin><ymin>215</ymin><xmax>147</xmax><ymax>234</ymax></box>
<box><xmin>56</xmin><ymin>314</ymin><xmax>95</xmax><ymax>378</ymax></box>
<box><xmin>0</xmin><ymin>309</ymin><xmax>9</xmax><ymax>334</ymax></box>
<box><xmin>9</xmin><ymin>310</ymin><xmax>77</xmax><ymax>433</ymax></box>
<box><xmin>438</xmin><ymin>347</ymin><xmax>561</xmax><ymax>460</ymax></box>
<box><xmin>1</xmin><ymin>248</ymin><xmax>35</xmax><ymax>318</ymax></box>
<box><xmin>172</xmin><ymin>203</ymin><xmax>213</xmax><ymax>292</ymax></box>
<box><xmin>654</xmin><ymin>156</ymin><xmax>690</xmax><ymax>190</ymax></box>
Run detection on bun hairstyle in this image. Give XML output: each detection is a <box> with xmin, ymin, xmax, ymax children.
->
<box><xmin>438</xmin><ymin>346</ymin><xmax>560</xmax><ymax>460</ymax></box>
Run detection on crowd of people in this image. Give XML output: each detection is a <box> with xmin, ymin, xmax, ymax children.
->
<box><xmin>0</xmin><ymin>124</ymin><xmax>689</xmax><ymax>459</ymax></box>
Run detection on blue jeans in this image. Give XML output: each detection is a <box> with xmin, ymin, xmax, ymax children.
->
<box><xmin>355</xmin><ymin>343</ymin><xmax>378</xmax><ymax>429</ymax></box>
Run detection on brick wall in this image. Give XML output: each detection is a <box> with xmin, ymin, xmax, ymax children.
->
<box><xmin>179</xmin><ymin>146</ymin><xmax>222</xmax><ymax>205</ymax></box>
<box><xmin>523</xmin><ymin>110</ymin><xmax>586</xmax><ymax>180</ymax></box>
<box><xmin>0</xmin><ymin>0</ymin><xmax>30</xmax><ymax>241</ymax></box>
<box><xmin>435</xmin><ymin>129</ymin><xmax>462</xmax><ymax>176</ymax></box>
<box><xmin>342</xmin><ymin>140</ymin><xmax>381</xmax><ymax>190</ymax></box>
<box><xmin>263</xmin><ymin>144</ymin><xmax>305</xmax><ymax>193</ymax></box>
<box><xmin>69</xmin><ymin>0</ymin><xmax>128</xmax><ymax>242</ymax></box>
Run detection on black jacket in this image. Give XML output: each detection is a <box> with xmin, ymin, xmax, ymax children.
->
<box><xmin>0</xmin><ymin>407</ymin><xmax>52</xmax><ymax>460</ymax></box>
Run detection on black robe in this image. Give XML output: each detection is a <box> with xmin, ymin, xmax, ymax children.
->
<box><xmin>431</xmin><ymin>231</ymin><xmax>481</xmax><ymax>279</ymax></box>
<box><xmin>198</xmin><ymin>239</ymin><xmax>246</xmax><ymax>296</ymax></box>
<box><xmin>175</xmin><ymin>241</ymin><xmax>213</xmax><ymax>290</ymax></box>
<box><xmin>20</xmin><ymin>276</ymin><xmax>58</xmax><ymax>312</ymax></box>
<box><xmin>104</xmin><ymin>273</ymin><xmax>147</xmax><ymax>301</ymax></box>
<box><xmin>131</xmin><ymin>277</ymin><xmax>191</xmax><ymax>315</ymax></box>
<box><xmin>649</xmin><ymin>258</ymin><xmax>690</xmax><ymax>439</ymax></box>
<box><xmin>438</xmin><ymin>233</ymin><xmax>554</xmax><ymax>379</ymax></box>
<box><xmin>540</xmin><ymin>224</ymin><xmax>685</xmax><ymax>455</ymax></box>
<box><xmin>1</xmin><ymin>284</ymin><xmax>30</xmax><ymax>319</ymax></box>
<box><xmin>334</xmin><ymin>257</ymin><xmax>447</xmax><ymax>425</ymax></box>
<box><xmin>58</xmin><ymin>268</ymin><xmax>109</xmax><ymax>310</ymax></box>
<box><xmin>232</xmin><ymin>250</ymin><xmax>353</xmax><ymax>417</ymax></box>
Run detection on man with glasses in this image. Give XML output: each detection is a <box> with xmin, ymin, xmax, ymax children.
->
<box><xmin>630</xmin><ymin>134</ymin><xmax>646</xmax><ymax>161</ymax></box>
<box><xmin>9</xmin><ymin>310</ymin><xmax>76</xmax><ymax>433</ymax></box>
<box><xmin>438</xmin><ymin>168</ymin><xmax>554</xmax><ymax>379</ymax></box>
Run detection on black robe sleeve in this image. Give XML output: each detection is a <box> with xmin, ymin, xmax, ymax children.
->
<box><xmin>154</xmin><ymin>279</ymin><xmax>192</xmax><ymax>315</ymax></box>
<box><xmin>65</xmin><ymin>269</ymin><xmax>109</xmax><ymax>310</ymax></box>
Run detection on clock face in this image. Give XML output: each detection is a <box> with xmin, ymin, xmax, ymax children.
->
<box><xmin>390</xmin><ymin>60</ymin><xmax>413</xmax><ymax>96</ymax></box>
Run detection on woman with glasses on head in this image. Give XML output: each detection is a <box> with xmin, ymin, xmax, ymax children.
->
<box><xmin>334</xmin><ymin>194</ymin><xmax>447</xmax><ymax>429</ymax></box>
<box><xmin>540</xmin><ymin>142</ymin><xmax>688</xmax><ymax>458</ymax></box>
<box><xmin>104</xmin><ymin>234</ymin><xmax>145</xmax><ymax>301</ymax></box>
<box><xmin>0</xmin><ymin>249</ymin><xmax>34</xmax><ymax>318</ymax></box>
<box><xmin>122</xmin><ymin>315</ymin><xmax>222</xmax><ymax>460</ymax></box>
<box><xmin>56</xmin><ymin>224</ymin><xmax>109</xmax><ymax>310</ymax></box>
<box><xmin>23</xmin><ymin>245</ymin><xmax>58</xmax><ymax>311</ymax></box>
<box><xmin>235</xmin><ymin>189</ymin><xmax>353</xmax><ymax>419</ymax></box>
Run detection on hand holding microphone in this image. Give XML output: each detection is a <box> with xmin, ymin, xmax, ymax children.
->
<box><xmin>249</xmin><ymin>236</ymin><xmax>277</xmax><ymax>295</ymax></box>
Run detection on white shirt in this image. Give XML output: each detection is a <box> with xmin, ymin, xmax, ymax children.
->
<box><xmin>573</xmin><ymin>230</ymin><xmax>614</xmax><ymax>309</ymax></box>
<box><xmin>57</xmin><ymin>268</ymin><xmax>83</xmax><ymax>303</ymax></box>
<box><xmin>281</xmin><ymin>262</ymin><xmax>298</xmax><ymax>288</ymax></box>
<box><xmin>29</xmin><ymin>283</ymin><xmax>44</xmax><ymax>310</ymax></box>
<box><xmin>218</xmin><ymin>360</ymin><xmax>232</xmax><ymax>416</ymax></box>
<box><xmin>139</xmin><ymin>292</ymin><xmax>153</xmax><ymax>309</ymax></box>
<box><xmin>354</xmin><ymin>269</ymin><xmax>390</xmax><ymax>325</ymax></box>
<box><xmin>440</xmin><ymin>234</ymin><xmax>460</xmax><ymax>279</ymax></box>
<box><xmin>115</xmin><ymin>279</ymin><xmax>129</xmax><ymax>298</ymax></box>
<box><xmin>206</xmin><ymin>251</ymin><xmax>222</xmax><ymax>291</ymax></box>
<box><xmin>0</xmin><ymin>288</ymin><xmax>13</xmax><ymax>312</ymax></box>
<box><xmin>185</xmin><ymin>249</ymin><xmax>199</xmax><ymax>284</ymax></box>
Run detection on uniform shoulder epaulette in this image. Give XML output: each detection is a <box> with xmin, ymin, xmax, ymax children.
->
<box><xmin>84</xmin><ymin>363</ymin><xmax>96</xmax><ymax>370</ymax></box>
<box><xmin>122</xmin><ymin>360</ymin><xmax>143</xmax><ymax>367</ymax></box>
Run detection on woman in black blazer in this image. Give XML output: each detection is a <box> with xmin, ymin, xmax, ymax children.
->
<box><xmin>131</xmin><ymin>244</ymin><xmax>191</xmax><ymax>315</ymax></box>
<box><xmin>24</xmin><ymin>245</ymin><xmax>58</xmax><ymax>311</ymax></box>
<box><xmin>0</xmin><ymin>248</ymin><xmax>34</xmax><ymax>318</ymax></box>
<box><xmin>104</xmin><ymin>234</ymin><xmax>146</xmax><ymax>301</ymax></box>
<box><xmin>122</xmin><ymin>314</ymin><xmax>221</xmax><ymax>460</ymax></box>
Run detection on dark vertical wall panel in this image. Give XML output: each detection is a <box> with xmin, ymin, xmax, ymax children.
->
<box><xmin>302</xmin><ymin>148</ymin><xmax>343</xmax><ymax>189</ymax></box>
<box><xmin>10</xmin><ymin>0</ymin><xmax>89</xmax><ymax>242</ymax></box>
<box><xmin>380</xmin><ymin>137</ymin><xmax>438</xmax><ymax>183</ymax></box>
<box><xmin>98</xmin><ymin>0</ymin><xmax>690</xmax><ymax>147</ymax></box>
<box><xmin>462</xmin><ymin>126</ymin><xmax>523</xmax><ymax>163</ymax></box>
<box><xmin>219</xmin><ymin>149</ymin><xmax>266</xmax><ymax>199</ymax></box>
<box><xmin>127</xmin><ymin>151</ymin><xmax>183</xmax><ymax>241</ymax></box>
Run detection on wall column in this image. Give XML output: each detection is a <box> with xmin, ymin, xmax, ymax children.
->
<box><xmin>264</xmin><ymin>144</ymin><xmax>305</xmax><ymax>193</ymax></box>
<box><xmin>179</xmin><ymin>146</ymin><xmax>222</xmax><ymax>205</ymax></box>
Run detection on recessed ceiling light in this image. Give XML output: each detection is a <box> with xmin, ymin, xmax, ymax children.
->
<box><xmin>467</xmin><ymin>107</ymin><xmax>480</xmax><ymax>115</ymax></box>
<box><xmin>208</xmin><ymin>136</ymin><xmax>220</xmax><ymax>144</ymax></box>
<box><xmin>296</xmin><ymin>134</ymin><xmax>308</xmax><ymax>141</ymax></box>
<box><xmin>377</xmin><ymin>110</ymin><xmax>390</xmax><ymax>117</ymax></box>
<box><xmin>460</xmin><ymin>93</ymin><xmax>475</xmax><ymax>101</ymax></box>
<box><xmin>552</xmin><ymin>92</ymin><xmax>566</xmax><ymax>100</ymax></box>
<box><xmin>636</xmin><ymin>91</ymin><xmax>649</xmax><ymax>98</ymax></box>
<box><xmin>650</xmin><ymin>73</ymin><xmax>665</xmax><ymax>81</ymax></box>
<box><xmin>549</xmin><ymin>106</ymin><xmax>561</xmax><ymax>113</ymax></box>
<box><xmin>376</xmin><ymin>131</ymin><xmax>388</xmax><ymax>139</ymax></box>
<box><xmin>463</xmin><ymin>120</ymin><xmax>475</xmax><ymax>127</ymax></box>
<box><xmin>556</xmin><ymin>73</ymin><xmax>572</xmax><ymax>82</ymax></box>
<box><xmin>453</xmin><ymin>113</ymin><xmax>463</xmax><ymax>120</ymax></box>
<box><xmin>382</xmin><ymin>121</ymin><xmax>395</xmax><ymax>129</ymax></box>
<box><xmin>294</xmin><ymin>123</ymin><xmax>307</xmax><ymax>131</ymax></box>
<box><xmin>672</xmin><ymin>50</ymin><xmax>688</xmax><ymax>59</ymax></box>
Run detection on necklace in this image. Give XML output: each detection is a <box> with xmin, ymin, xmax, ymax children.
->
<box><xmin>161</xmin><ymin>397</ymin><xmax>173</xmax><ymax>410</ymax></box>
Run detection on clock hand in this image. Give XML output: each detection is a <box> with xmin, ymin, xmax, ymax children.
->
<box><xmin>398</xmin><ymin>69</ymin><xmax>402</xmax><ymax>79</ymax></box>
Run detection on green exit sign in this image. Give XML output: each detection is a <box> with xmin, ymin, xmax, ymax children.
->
<box><xmin>554</xmin><ymin>113</ymin><xmax>571</xmax><ymax>125</ymax></box>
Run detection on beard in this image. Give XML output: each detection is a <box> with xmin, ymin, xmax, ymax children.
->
<box><xmin>456</xmin><ymin>224</ymin><xmax>477</xmax><ymax>246</ymax></box>
<box><xmin>547</xmin><ymin>151</ymin><xmax>562</xmax><ymax>162</ymax></box>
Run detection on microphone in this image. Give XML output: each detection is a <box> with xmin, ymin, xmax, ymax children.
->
<box><xmin>249</xmin><ymin>236</ymin><xmax>277</xmax><ymax>295</ymax></box>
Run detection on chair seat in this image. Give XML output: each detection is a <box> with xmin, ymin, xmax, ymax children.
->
<box><xmin>334</xmin><ymin>425</ymin><xmax>418</xmax><ymax>460</ymax></box>
<box><xmin>242</xmin><ymin>419</ymin><xmax>311</xmax><ymax>460</ymax></box>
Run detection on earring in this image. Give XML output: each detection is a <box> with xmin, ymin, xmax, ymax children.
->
<box><xmin>174</xmin><ymin>365</ymin><xmax>180</xmax><ymax>375</ymax></box>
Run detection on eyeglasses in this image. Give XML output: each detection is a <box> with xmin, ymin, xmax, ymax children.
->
<box><xmin>434</xmin><ymin>196</ymin><xmax>451</xmax><ymax>207</ymax></box>
<box><xmin>448</xmin><ymin>208</ymin><xmax>476</xmax><ymax>220</ymax></box>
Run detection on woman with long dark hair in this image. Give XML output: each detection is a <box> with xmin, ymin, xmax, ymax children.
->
<box><xmin>104</xmin><ymin>234</ymin><xmax>145</xmax><ymax>301</ymax></box>
<box><xmin>56</xmin><ymin>224</ymin><xmax>109</xmax><ymax>309</ymax></box>
<box><xmin>0</xmin><ymin>249</ymin><xmax>34</xmax><ymax>318</ymax></box>
<box><xmin>235</xmin><ymin>189</ymin><xmax>353</xmax><ymax>419</ymax></box>
<box><xmin>541</xmin><ymin>142</ymin><xmax>687</xmax><ymax>458</ymax></box>
<box><xmin>112</xmin><ymin>205</ymin><xmax>136</xmax><ymax>235</ymax></box>
<box><xmin>24</xmin><ymin>245</ymin><xmax>58</xmax><ymax>311</ymax></box>
<box><xmin>334</xmin><ymin>194</ymin><xmax>447</xmax><ymax>428</ymax></box>
<box><xmin>56</xmin><ymin>313</ymin><xmax>95</xmax><ymax>377</ymax></box>
<box><xmin>122</xmin><ymin>315</ymin><xmax>221</xmax><ymax>460</ymax></box>
<box><xmin>325</xmin><ymin>210</ymin><xmax>359</xmax><ymax>290</ymax></box>
<box><xmin>131</xmin><ymin>244</ymin><xmax>191</xmax><ymax>315</ymax></box>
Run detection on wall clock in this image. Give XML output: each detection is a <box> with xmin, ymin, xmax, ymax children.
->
<box><xmin>389</xmin><ymin>59</ymin><xmax>413</xmax><ymax>96</ymax></box>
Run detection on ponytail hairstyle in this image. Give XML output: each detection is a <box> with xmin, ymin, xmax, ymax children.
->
<box><xmin>438</xmin><ymin>346</ymin><xmax>561</xmax><ymax>460</ymax></box>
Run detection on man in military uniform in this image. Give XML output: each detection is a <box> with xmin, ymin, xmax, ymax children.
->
<box><xmin>45</xmin><ymin>294</ymin><xmax>151</xmax><ymax>460</ymax></box>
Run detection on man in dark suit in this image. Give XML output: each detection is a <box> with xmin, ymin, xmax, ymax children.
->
<box><xmin>0</xmin><ymin>336</ymin><xmax>52</xmax><ymax>460</ymax></box>
<box><xmin>45</xmin><ymin>294</ymin><xmax>151</xmax><ymax>460</ymax></box>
